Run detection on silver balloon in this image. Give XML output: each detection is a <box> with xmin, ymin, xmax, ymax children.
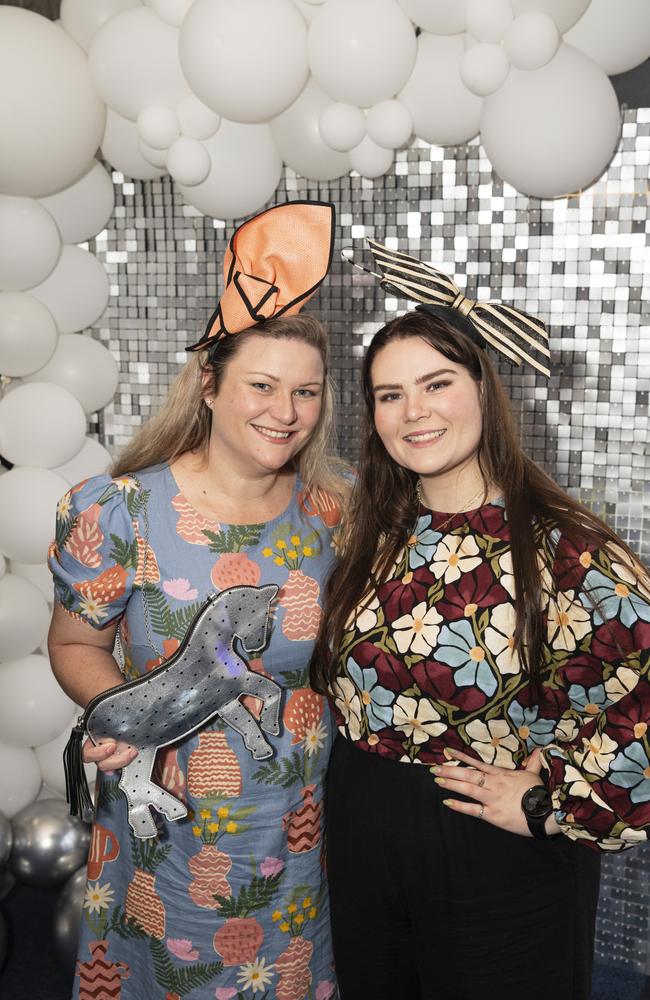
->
<box><xmin>0</xmin><ymin>810</ymin><xmax>12</xmax><ymax>868</ymax></box>
<box><xmin>53</xmin><ymin>865</ymin><xmax>87</xmax><ymax>975</ymax></box>
<box><xmin>9</xmin><ymin>799</ymin><xmax>90</xmax><ymax>888</ymax></box>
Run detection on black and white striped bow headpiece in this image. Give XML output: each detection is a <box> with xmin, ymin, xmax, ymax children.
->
<box><xmin>344</xmin><ymin>239</ymin><xmax>551</xmax><ymax>378</ymax></box>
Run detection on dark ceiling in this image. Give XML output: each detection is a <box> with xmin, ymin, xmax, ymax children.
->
<box><xmin>2</xmin><ymin>0</ymin><xmax>649</xmax><ymax>108</ymax></box>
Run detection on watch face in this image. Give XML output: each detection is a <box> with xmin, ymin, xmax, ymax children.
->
<box><xmin>522</xmin><ymin>785</ymin><xmax>552</xmax><ymax>819</ymax></box>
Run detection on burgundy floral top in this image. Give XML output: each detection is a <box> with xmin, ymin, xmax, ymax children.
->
<box><xmin>331</xmin><ymin>499</ymin><xmax>650</xmax><ymax>852</ymax></box>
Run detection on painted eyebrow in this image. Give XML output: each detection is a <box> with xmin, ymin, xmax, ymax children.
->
<box><xmin>372</xmin><ymin>368</ymin><xmax>457</xmax><ymax>393</ymax></box>
<box><xmin>247</xmin><ymin>371</ymin><xmax>323</xmax><ymax>386</ymax></box>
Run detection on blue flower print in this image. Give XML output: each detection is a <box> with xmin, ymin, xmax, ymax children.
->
<box><xmin>507</xmin><ymin>701</ymin><xmax>555</xmax><ymax>749</ymax></box>
<box><xmin>406</xmin><ymin>515</ymin><xmax>442</xmax><ymax>570</ymax></box>
<box><xmin>580</xmin><ymin>569</ymin><xmax>650</xmax><ymax>629</ymax></box>
<box><xmin>568</xmin><ymin>683</ymin><xmax>611</xmax><ymax>718</ymax></box>
<box><xmin>347</xmin><ymin>658</ymin><xmax>395</xmax><ymax>732</ymax></box>
<box><xmin>435</xmin><ymin>620</ymin><xmax>497</xmax><ymax>697</ymax></box>
<box><xmin>609</xmin><ymin>743</ymin><xmax>650</xmax><ymax>804</ymax></box>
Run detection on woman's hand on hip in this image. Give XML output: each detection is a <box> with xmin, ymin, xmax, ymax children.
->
<box><xmin>431</xmin><ymin>747</ymin><xmax>561</xmax><ymax>838</ymax></box>
<box><xmin>83</xmin><ymin>738</ymin><xmax>139</xmax><ymax>772</ymax></box>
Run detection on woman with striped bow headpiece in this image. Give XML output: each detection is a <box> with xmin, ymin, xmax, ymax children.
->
<box><xmin>311</xmin><ymin>240</ymin><xmax>650</xmax><ymax>1000</ymax></box>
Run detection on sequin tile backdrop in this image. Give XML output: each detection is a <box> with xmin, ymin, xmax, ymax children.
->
<box><xmin>87</xmin><ymin>108</ymin><xmax>650</xmax><ymax>972</ymax></box>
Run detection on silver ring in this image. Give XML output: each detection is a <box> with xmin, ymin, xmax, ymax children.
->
<box><xmin>478</xmin><ymin>804</ymin><xmax>485</xmax><ymax>819</ymax></box>
<box><xmin>478</xmin><ymin>773</ymin><xmax>486</xmax><ymax>788</ymax></box>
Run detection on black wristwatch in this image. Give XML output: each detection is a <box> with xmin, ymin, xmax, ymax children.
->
<box><xmin>521</xmin><ymin>783</ymin><xmax>554</xmax><ymax>840</ymax></box>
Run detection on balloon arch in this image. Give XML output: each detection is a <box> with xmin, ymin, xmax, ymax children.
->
<box><xmin>0</xmin><ymin>0</ymin><xmax>649</xmax><ymax>974</ymax></box>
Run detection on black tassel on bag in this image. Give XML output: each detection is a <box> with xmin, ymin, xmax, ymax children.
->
<box><xmin>63</xmin><ymin>721</ymin><xmax>94</xmax><ymax>822</ymax></box>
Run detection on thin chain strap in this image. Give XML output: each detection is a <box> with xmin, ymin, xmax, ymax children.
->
<box><xmin>114</xmin><ymin>475</ymin><xmax>161</xmax><ymax>664</ymax></box>
<box><xmin>138</xmin><ymin>482</ymin><xmax>160</xmax><ymax>656</ymax></box>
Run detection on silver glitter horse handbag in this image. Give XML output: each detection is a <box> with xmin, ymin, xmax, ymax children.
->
<box><xmin>65</xmin><ymin>582</ymin><xmax>282</xmax><ymax>839</ymax></box>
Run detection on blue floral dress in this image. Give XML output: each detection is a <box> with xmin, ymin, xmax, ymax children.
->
<box><xmin>48</xmin><ymin>463</ymin><xmax>341</xmax><ymax>1000</ymax></box>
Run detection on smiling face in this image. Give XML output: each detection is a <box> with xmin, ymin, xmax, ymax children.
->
<box><xmin>370</xmin><ymin>335</ymin><xmax>483</xmax><ymax>497</ymax></box>
<box><xmin>207</xmin><ymin>333</ymin><xmax>325</xmax><ymax>477</ymax></box>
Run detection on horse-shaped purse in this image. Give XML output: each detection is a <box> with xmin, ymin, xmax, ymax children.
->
<box><xmin>64</xmin><ymin>583</ymin><xmax>282</xmax><ymax>839</ymax></box>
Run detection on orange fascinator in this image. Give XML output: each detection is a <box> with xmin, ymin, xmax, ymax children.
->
<box><xmin>187</xmin><ymin>200</ymin><xmax>335</xmax><ymax>352</ymax></box>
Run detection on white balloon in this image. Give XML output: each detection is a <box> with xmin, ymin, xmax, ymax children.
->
<box><xmin>29</xmin><ymin>247</ymin><xmax>110</xmax><ymax>335</ymax></box>
<box><xmin>319</xmin><ymin>103</ymin><xmax>367</xmax><ymax>153</ymax></box>
<box><xmin>350</xmin><ymin>135</ymin><xmax>394</xmax><ymax>178</ymax></box>
<box><xmin>0</xmin><ymin>293</ymin><xmax>58</xmax><ymax>378</ymax></box>
<box><xmin>292</xmin><ymin>0</ymin><xmax>320</xmax><ymax>22</ymax></box>
<box><xmin>505</xmin><ymin>12</ymin><xmax>559</xmax><ymax>70</ymax></box>
<box><xmin>24</xmin><ymin>334</ymin><xmax>119</xmax><ymax>415</ymax></box>
<box><xmin>0</xmin><ymin>9</ymin><xmax>105</xmax><ymax>198</ymax></box>
<box><xmin>35</xmin><ymin>723</ymin><xmax>95</xmax><ymax>797</ymax></box>
<box><xmin>0</xmin><ymin>198</ymin><xmax>61</xmax><ymax>293</ymax></box>
<box><xmin>564</xmin><ymin>0</ymin><xmax>650</xmax><ymax>76</ymax></box>
<box><xmin>52</xmin><ymin>437</ymin><xmax>112</xmax><ymax>486</ymax></box>
<box><xmin>60</xmin><ymin>0</ymin><xmax>141</xmax><ymax>51</ymax></box>
<box><xmin>39</xmin><ymin>161</ymin><xmax>115</xmax><ymax>246</ymax></box>
<box><xmin>0</xmin><ymin>467</ymin><xmax>70</xmax><ymax>564</ymax></box>
<box><xmin>400</xmin><ymin>33</ymin><xmax>483</xmax><ymax>145</ymax></box>
<box><xmin>0</xmin><ymin>575</ymin><xmax>50</xmax><ymax>662</ymax></box>
<box><xmin>366</xmin><ymin>99</ymin><xmax>413</xmax><ymax>149</ymax></box>
<box><xmin>180</xmin><ymin>0</ymin><xmax>309</xmax><ymax>124</ymax></box>
<box><xmin>308</xmin><ymin>0</ymin><xmax>417</xmax><ymax>107</ymax></box>
<box><xmin>271</xmin><ymin>78</ymin><xmax>351</xmax><ymax>181</ymax></box>
<box><xmin>101</xmin><ymin>108</ymin><xmax>165</xmax><ymax>180</ymax></box>
<box><xmin>90</xmin><ymin>7</ymin><xmax>191</xmax><ymax>121</ymax></box>
<box><xmin>139</xmin><ymin>141</ymin><xmax>168</xmax><ymax>169</ymax></box>
<box><xmin>466</xmin><ymin>0</ymin><xmax>514</xmax><ymax>42</ymax></box>
<box><xmin>167</xmin><ymin>137</ymin><xmax>211</xmax><ymax>186</ymax></box>
<box><xmin>177</xmin><ymin>95</ymin><xmax>221</xmax><ymax>141</ymax></box>
<box><xmin>481</xmin><ymin>44</ymin><xmax>621</xmax><ymax>198</ymax></box>
<box><xmin>0</xmin><ymin>655</ymin><xmax>75</xmax><ymax>748</ymax></box>
<box><xmin>512</xmin><ymin>0</ymin><xmax>590</xmax><ymax>35</ymax></box>
<box><xmin>0</xmin><ymin>743</ymin><xmax>41</xmax><ymax>817</ymax></box>
<box><xmin>398</xmin><ymin>0</ymin><xmax>468</xmax><ymax>34</ymax></box>
<box><xmin>152</xmin><ymin>0</ymin><xmax>195</xmax><ymax>27</ymax></box>
<box><xmin>0</xmin><ymin>383</ymin><xmax>87</xmax><ymax>469</ymax></box>
<box><xmin>9</xmin><ymin>561</ymin><xmax>54</xmax><ymax>604</ymax></box>
<box><xmin>461</xmin><ymin>43</ymin><xmax>510</xmax><ymax>96</ymax></box>
<box><xmin>178</xmin><ymin>120</ymin><xmax>283</xmax><ymax>221</ymax></box>
<box><xmin>137</xmin><ymin>105</ymin><xmax>181</xmax><ymax>150</ymax></box>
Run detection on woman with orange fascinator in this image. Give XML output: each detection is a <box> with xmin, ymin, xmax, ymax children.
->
<box><xmin>47</xmin><ymin>202</ymin><xmax>346</xmax><ymax>1000</ymax></box>
<box><xmin>312</xmin><ymin>240</ymin><xmax>650</xmax><ymax>1000</ymax></box>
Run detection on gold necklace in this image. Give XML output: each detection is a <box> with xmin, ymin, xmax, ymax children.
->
<box><xmin>415</xmin><ymin>480</ymin><xmax>486</xmax><ymax>534</ymax></box>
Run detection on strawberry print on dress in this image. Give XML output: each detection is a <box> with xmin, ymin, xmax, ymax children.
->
<box><xmin>48</xmin><ymin>463</ymin><xmax>339</xmax><ymax>999</ymax></box>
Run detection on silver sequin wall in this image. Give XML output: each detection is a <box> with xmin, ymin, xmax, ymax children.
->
<box><xmin>87</xmin><ymin>107</ymin><xmax>650</xmax><ymax>973</ymax></box>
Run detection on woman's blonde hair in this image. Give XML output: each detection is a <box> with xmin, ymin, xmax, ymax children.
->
<box><xmin>112</xmin><ymin>314</ymin><xmax>348</xmax><ymax>501</ymax></box>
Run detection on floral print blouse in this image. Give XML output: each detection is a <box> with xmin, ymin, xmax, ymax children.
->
<box><xmin>331</xmin><ymin>499</ymin><xmax>650</xmax><ymax>852</ymax></box>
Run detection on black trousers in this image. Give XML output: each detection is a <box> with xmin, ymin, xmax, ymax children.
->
<box><xmin>326</xmin><ymin>736</ymin><xmax>601</xmax><ymax>1000</ymax></box>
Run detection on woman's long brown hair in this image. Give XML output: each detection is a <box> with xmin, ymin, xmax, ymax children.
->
<box><xmin>311</xmin><ymin>307</ymin><xmax>644</xmax><ymax>697</ymax></box>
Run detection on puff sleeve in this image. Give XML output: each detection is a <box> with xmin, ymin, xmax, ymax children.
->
<box><xmin>48</xmin><ymin>474</ymin><xmax>139</xmax><ymax>630</ymax></box>
<box><xmin>541</xmin><ymin>535</ymin><xmax>650</xmax><ymax>851</ymax></box>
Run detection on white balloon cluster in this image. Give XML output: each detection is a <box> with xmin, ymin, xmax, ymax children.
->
<box><xmin>0</xmin><ymin>8</ymin><xmax>116</xmax><ymax>820</ymax></box>
<box><xmin>17</xmin><ymin>0</ymin><xmax>642</xmax><ymax>210</ymax></box>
